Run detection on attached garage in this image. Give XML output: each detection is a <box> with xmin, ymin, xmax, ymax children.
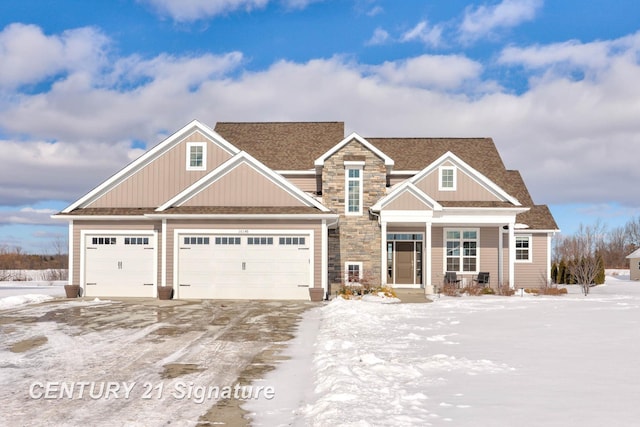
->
<box><xmin>82</xmin><ymin>231</ymin><xmax>157</xmax><ymax>298</ymax></box>
<box><xmin>175</xmin><ymin>230</ymin><xmax>313</xmax><ymax>299</ymax></box>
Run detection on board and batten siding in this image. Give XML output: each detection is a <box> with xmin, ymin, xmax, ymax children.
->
<box><xmin>182</xmin><ymin>163</ymin><xmax>306</xmax><ymax>207</ymax></box>
<box><xmin>384</xmin><ymin>192</ymin><xmax>433</xmax><ymax>210</ymax></box>
<box><xmin>414</xmin><ymin>161</ymin><xmax>502</xmax><ymax>202</ymax></box>
<box><xmin>87</xmin><ymin>131</ymin><xmax>233</xmax><ymax>208</ymax></box>
<box><xmin>164</xmin><ymin>220</ymin><xmax>323</xmax><ymax>289</ymax></box>
<box><xmin>72</xmin><ymin>220</ymin><xmax>162</xmax><ymax>287</ymax></box>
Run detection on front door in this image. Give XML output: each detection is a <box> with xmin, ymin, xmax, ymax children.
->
<box><xmin>395</xmin><ymin>242</ymin><xmax>414</xmax><ymax>284</ymax></box>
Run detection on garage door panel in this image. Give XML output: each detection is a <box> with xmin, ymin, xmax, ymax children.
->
<box><xmin>177</xmin><ymin>232</ymin><xmax>312</xmax><ymax>300</ymax></box>
<box><xmin>83</xmin><ymin>234</ymin><xmax>156</xmax><ymax>298</ymax></box>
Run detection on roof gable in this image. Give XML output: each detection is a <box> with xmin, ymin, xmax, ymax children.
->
<box><xmin>372</xmin><ymin>182</ymin><xmax>442</xmax><ymax>212</ymax></box>
<box><xmin>157</xmin><ymin>151</ymin><xmax>330</xmax><ymax>212</ymax></box>
<box><xmin>315</xmin><ymin>133</ymin><xmax>394</xmax><ymax>168</ymax></box>
<box><xmin>63</xmin><ymin>120</ymin><xmax>239</xmax><ymax>213</ymax></box>
<box><xmin>411</xmin><ymin>151</ymin><xmax>521</xmax><ymax>206</ymax></box>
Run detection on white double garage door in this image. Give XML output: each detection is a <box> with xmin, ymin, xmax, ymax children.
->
<box><xmin>175</xmin><ymin>230</ymin><xmax>312</xmax><ymax>300</ymax></box>
<box><xmin>82</xmin><ymin>230</ymin><xmax>313</xmax><ymax>299</ymax></box>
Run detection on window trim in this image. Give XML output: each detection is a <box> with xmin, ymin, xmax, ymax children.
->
<box><xmin>438</xmin><ymin>166</ymin><xmax>457</xmax><ymax>191</ymax></box>
<box><xmin>344</xmin><ymin>161</ymin><xmax>364</xmax><ymax>216</ymax></box>
<box><xmin>345</xmin><ymin>261</ymin><xmax>363</xmax><ymax>284</ymax></box>
<box><xmin>444</xmin><ymin>228</ymin><xmax>480</xmax><ymax>274</ymax></box>
<box><xmin>515</xmin><ymin>234</ymin><xmax>532</xmax><ymax>263</ymax></box>
<box><xmin>186</xmin><ymin>142</ymin><xmax>207</xmax><ymax>171</ymax></box>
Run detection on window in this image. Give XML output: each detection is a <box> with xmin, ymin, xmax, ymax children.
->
<box><xmin>515</xmin><ymin>236</ymin><xmax>531</xmax><ymax>262</ymax></box>
<box><xmin>279</xmin><ymin>237</ymin><xmax>306</xmax><ymax>245</ymax></box>
<box><xmin>214</xmin><ymin>237</ymin><xmax>240</xmax><ymax>245</ymax></box>
<box><xmin>247</xmin><ymin>237</ymin><xmax>273</xmax><ymax>245</ymax></box>
<box><xmin>186</xmin><ymin>142</ymin><xmax>206</xmax><ymax>171</ymax></box>
<box><xmin>345</xmin><ymin>162</ymin><xmax>364</xmax><ymax>215</ymax></box>
<box><xmin>445</xmin><ymin>229</ymin><xmax>478</xmax><ymax>273</ymax></box>
<box><xmin>124</xmin><ymin>237</ymin><xmax>149</xmax><ymax>245</ymax></box>
<box><xmin>183</xmin><ymin>236</ymin><xmax>210</xmax><ymax>245</ymax></box>
<box><xmin>439</xmin><ymin>166</ymin><xmax>456</xmax><ymax>191</ymax></box>
<box><xmin>92</xmin><ymin>237</ymin><xmax>116</xmax><ymax>245</ymax></box>
<box><xmin>345</xmin><ymin>262</ymin><xmax>362</xmax><ymax>283</ymax></box>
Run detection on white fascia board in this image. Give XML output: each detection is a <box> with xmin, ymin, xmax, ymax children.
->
<box><xmin>157</xmin><ymin>151</ymin><xmax>331</xmax><ymax>212</ymax></box>
<box><xmin>314</xmin><ymin>132</ymin><xmax>394</xmax><ymax>167</ymax></box>
<box><xmin>145</xmin><ymin>213</ymin><xmax>339</xmax><ymax>221</ymax></box>
<box><xmin>51</xmin><ymin>215</ymin><xmax>153</xmax><ymax>221</ymax></box>
<box><xmin>371</xmin><ymin>182</ymin><xmax>442</xmax><ymax>212</ymax></box>
<box><xmin>276</xmin><ymin>169</ymin><xmax>316</xmax><ymax>175</ymax></box>
<box><xmin>379</xmin><ymin>210</ymin><xmax>434</xmax><ymax>223</ymax></box>
<box><xmin>411</xmin><ymin>151</ymin><xmax>521</xmax><ymax>206</ymax></box>
<box><xmin>62</xmin><ymin>120</ymin><xmax>240</xmax><ymax>213</ymax></box>
<box><xmin>432</xmin><ymin>209</ymin><xmax>525</xmax><ymax>225</ymax></box>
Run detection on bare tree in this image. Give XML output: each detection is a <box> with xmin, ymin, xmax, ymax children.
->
<box><xmin>626</xmin><ymin>216</ymin><xmax>640</xmax><ymax>250</ymax></box>
<box><xmin>555</xmin><ymin>222</ymin><xmax>606</xmax><ymax>296</ymax></box>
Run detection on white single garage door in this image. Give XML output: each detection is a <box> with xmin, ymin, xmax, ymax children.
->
<box><xmin>177</xmin><ymin>232</ymin><xmax>312</xmax><ymax>300</ymax></box>
<box><xmin>83</xmin><ymin>233</ymin><xmax>156</xmax><ymax>298</ymax></box>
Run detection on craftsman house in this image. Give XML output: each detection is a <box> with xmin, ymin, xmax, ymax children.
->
<box><xmin>54</xmin><ymin>120</ymin><xmax>559</xmax><ymax>300</ymax></box>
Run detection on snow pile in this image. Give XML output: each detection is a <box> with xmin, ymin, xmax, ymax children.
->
<box><xmin>249</xmin><ymin>275</ymin><xmax>640</xmax><ymax>426</ymax></box>
<box><xmin>0</xmin><ymin>294</ymin><xmax>53</xmax><ymax>310</ymax></box>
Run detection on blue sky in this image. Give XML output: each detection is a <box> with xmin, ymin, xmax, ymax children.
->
<box><xmin>1</xmin><ymin>0</ymin><xmax>640</xmax><ymax>253</ymax></box>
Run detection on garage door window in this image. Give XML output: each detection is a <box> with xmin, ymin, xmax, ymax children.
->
<box><xmin>215</xmin><ymin>237</ymin><xmax>241</xmax><ymax>245</ymax></box>
<box><xmin>247</xmin><ymin>237</ymin><xmax>273</xmax><ymax>245</ymax></box>
<box><xmin>92</xmin><ymin>237</ymin><xmax>116</xmax><ymax>245</ymax></box>
<box><xmin>125</xmin><ymin>237</ymin><xmax>149</xmax><ymax>245</ymax></box>
<box><xmin>184</xmin><ymin>237</ymin><xmax>210</xmax><ymax>245</ymax></box>
<box><xmin>279</xmin><ymin>237</ymin><xmax>306</xmax><ymax>245</ymax></box>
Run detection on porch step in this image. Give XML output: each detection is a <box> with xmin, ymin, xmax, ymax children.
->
<box><xmin>394</xmin><ymin>289</ymin><xmax>433</xmax><ymax>304</ymax></box>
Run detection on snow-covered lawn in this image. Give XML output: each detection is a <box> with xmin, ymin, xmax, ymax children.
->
<box><xmin>0</xmin><ymin>281</ymin><xmax>65</xmax><ymax>308</ymax></box>
<box><xmin>246</xmin><ymin>274</ymin><xmax>640</xmax><ymax>426</ymax></box>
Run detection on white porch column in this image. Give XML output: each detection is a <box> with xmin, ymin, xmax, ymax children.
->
<box><xmin>161</xmin><ymin>219</ymin><xmax>167</xmax><ymax>287</ymax></box>
<box><xmin>380</xmin><ymin>220</ymin><xmax>387</xmax><ymax>286</ymax></box>
<box><xmin>68</xmin><ymin>220</ymin><xmax>74</xmax><ymax>286</ymax></box>
<box><xmin>322</xmin><ymin>219</ymin><xmax>328</xmax><ymax>294</ymax></box>
<box><xmin>425</xmin><ymin>221</ymin><xmax>433</xmax><ymax>294</ymax></box>
<box><xmin>498</xmin><ymin>226</ymin><xmax>504</xmax><ymax>287</ymax></box>
<box><xmin>508</xmin><ymin>222</ymin><xmax>515</xmax><ymax>289</ymax></box>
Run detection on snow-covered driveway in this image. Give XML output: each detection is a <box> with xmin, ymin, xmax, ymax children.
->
<box><xmin>247</xmin><ymin>276</ymin><xmax>640</xmax><ymax>426</ymax></box>
<box><xmin>0</xmin><ymin>298</ymin><xmax>312</xmax><ymax>426</ymax></box>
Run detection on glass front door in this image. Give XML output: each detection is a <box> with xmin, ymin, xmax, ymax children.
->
<box><xmin>387</xmin><ymin>234</ymin><xmax>423</xmax><ymax>286</ymax></box>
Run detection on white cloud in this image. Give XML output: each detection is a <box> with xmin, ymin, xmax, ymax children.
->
<box><xmin>498</xmin><ymin>32</ymin><xmax>640</xmax><ymax>75</ymax></box>
<box><xmin>401</xmin><ymin>20</ymin><xmax>444</xmax><ymax>48</ymax></box>
<box><xmin>1</xmin><ymin>24</ymin><xmax>640</xmax><ymax>215</ymax></box>
<box><xmin>367</xmin><ymin>6</ymin><xmax>383</xmax><ymax>17</ymax></box>
<box><xmin>366</xmin><ymin>27</ymin><xmax>390</xmax><ymax>46</ymax></box>
<box><xmin>460</xmin><ymin>0</ymin><xmax>543</xmax><ymax>42</ymax></box>
<box><xmin>138</xmin><ymin>0</ymin><xmax>323</xmax><ymax>21</ymax></box>
<box><xmin>0</xmin><ymin>23</ymin><xmax>108</xmax><ymax>89</ymax></box>
<box><xmin>370</xmin><ymin>55</ymin><xmax>483</xmax><ymax>90</ymax></box>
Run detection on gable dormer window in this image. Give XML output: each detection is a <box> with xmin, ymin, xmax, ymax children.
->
<box><xmin>439</xmin><ymin>166</ymin><xmax>456</xmax><ymax>191</ymax></box>
<box><xmin>344</xmin><ymin>161</ymin><xmax>364</xmax><ymax>215</ymax></box>
<box><xmin>186</xmin><ymin>142</ymin><xmax>206</xmax><ymax>171</ymax></box>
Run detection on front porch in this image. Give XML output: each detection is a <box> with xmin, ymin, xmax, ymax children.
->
<box><xmin>381</xmin><ymin>221</ymin><xmax>522</xmax><ymax>294</ymax></box>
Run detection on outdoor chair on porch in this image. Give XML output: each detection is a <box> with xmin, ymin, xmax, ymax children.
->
<box><xmin>473</xmin><ymin>272</ymin><xmax>490</xmax><ymax>287</ymax></box>
<box><xmin>444</xmin><ymin>272</ymin><xmax>461</xmax><ymax>287</ymax></box>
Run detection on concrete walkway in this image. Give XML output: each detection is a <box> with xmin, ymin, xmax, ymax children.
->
<box><xmin>394</xmin><ymin>288</ymin><xmax>433</xmax><ymax>303</ymax></box>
